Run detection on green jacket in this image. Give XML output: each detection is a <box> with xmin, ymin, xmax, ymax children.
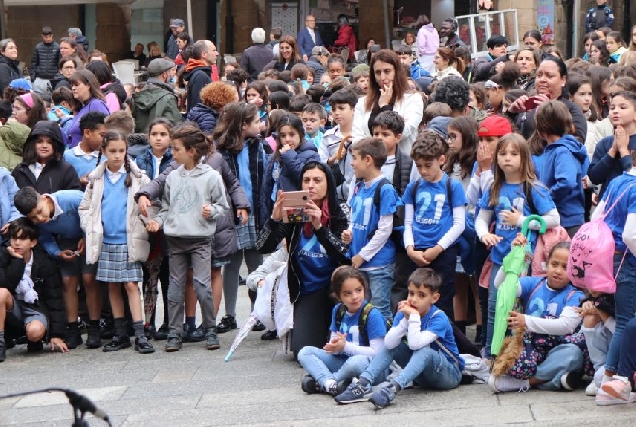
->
<box><xmin>0</xmin><ymin>122</ymin><xmax>31</xmax><ymax>171</ymax></box>
<box><xmin>132</xmin><ymin>80</ymin><xmax>182</xmax><ymax>133</ymax></box>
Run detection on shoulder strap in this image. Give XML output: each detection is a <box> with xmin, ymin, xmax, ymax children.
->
<box><xmin>335</xmin><ymin>303</ymin><xmax>346</xmax><ymax>333</ymax></box>
<box><xmin>357</xmin><ymin>302</ymin><xmax>374</xmax><ymax>346</ymax></box>
<box><xmin>446</xmin><ymin>175</ymin><xmax>454</xmax><ymax>215</ymax></box>
<box><xmin>373</xmin><ymin>177</ymin><xmax>392</xmax><ymax>209</ymax></box>
<box><xmin>411</xmin><ymin>178</ymin><xmax>421</xmax><ymax>203</ymax></box>
<box><xmin>601</xmin><ymin>181</ymin><xmax>636</xmax><ymax>219</ymax></box>
<box><xmin>528</xmin><ymin>277</ymin><xmax>547</xmax><ymax>302</ymax></box>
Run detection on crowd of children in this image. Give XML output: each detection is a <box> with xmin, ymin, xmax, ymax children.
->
<box><xmin>3</xmin><ymin>30</ymin><xmax>636</xmax><ymax>412</ymax></box>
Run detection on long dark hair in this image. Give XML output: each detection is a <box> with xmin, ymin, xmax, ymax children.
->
<box><xmin>444</xmin><ymin>116</ymin><xmax>478</xmax><ymax>179</ymax></box>
<box><xmin>366</xmin><ymin>49</ymin><xmax>412</xmax><ymax>111</ymax></box>
<box><xmin>213</xmin><ymin>101</ymin><xmax>258</xmax><ymax>153</ymax></box>
<box><xmin>69</xmin><ymin>69</ymin><xmax>106</xmax><ymax>103</ymax></box>
<box><xmin>300</xmin><ymin>161</ymin><xmax>343</xmax><ymax>227</ymax></box>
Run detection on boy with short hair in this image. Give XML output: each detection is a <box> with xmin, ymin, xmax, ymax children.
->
<box><xmin>302</xmin><ymin>103</ymin><xmax>327</xmax><ymax>149</ymax></box>
<box><xmin>352</xmin><ymin>70</ymin><xmax>369</xmax><ymax>95</ymax></box>
<box><xmin>402</xmin><ymin>130</ymin><xmax>466</xmax><ymax>319</ymax></box>
<box><xmin>395</xmin><ymin>46</ymin><xmax>430</xmax><ymax>80</ymax></box>
<box><xmin>335</xmin><ymin>268</ymin><xmax>464</xmax><ymax>407</ymax></box>
<box><xmin>289</xmin><ymin>94</ymin><xmax>310</xmax><ymax>117</ymax></box>
<box><xmin>327</xmin><ymin>55</ymin><xmax>347</xmax><ymax>82</ymax></box>
<box><xmin>63</xmin><ymin>112</ymin><xmax>107</xmax><ymax>188</ymax></box>
<box><xmin>343</xmin><ymin>137</ymin><xmax>399</xmax><ymax>320</ymax></box>
<box><xmin>319</xmin><ymin>87</ymin><xmax>358</xmax><ymax>203</ymax></box>
<box><xmin>0</xmin><ymin>218</ymin><xmax>68</xmax><ymax>361</ymax></box>
<box><xmin>14</xmin><ymin>186</ymin><xmax>101</xmax><ymax>349</ymax></box>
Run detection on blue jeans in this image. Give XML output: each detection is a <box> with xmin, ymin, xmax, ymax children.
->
<box><xmin>484</xmin><ymin>263</ymin><xmax>502</xmax><ymax>357</ymax></box>
<box><xmin>605</xmin><ymin>256</ymin><xmax>636</xmax><ymax>373</ymax></box>
<box><xmin>297</xmin><ymin>346</ymin><xmax>373</xmax><ymax>388</ymax></box>
<box><xmin>362</xmin><ymin>262</ymin><xmax>395</xmax><ymax>321</ymax></box>
<box><xmin>617</xmin><ymin>317</ymin><xmax>636</xmax><ymax>389</ymax></box>
<box><xmin>535</xmin><ymin>343</ymin><xmax>584</xmax><ymax>390</ymax></box>
<box><xmin>360</xmin><ymin>342</ymin><xmax>462</xmax><ymax>390</ymax></box>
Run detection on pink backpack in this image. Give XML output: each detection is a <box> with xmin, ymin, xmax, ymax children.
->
<box><xmin>567</xmin><ymin>184</ymin><xmax>636</xmax><ymax>293</ymax></box>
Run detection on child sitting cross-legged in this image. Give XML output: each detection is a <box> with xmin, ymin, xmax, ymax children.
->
<box><xmin>298</xmin><ymin>266</ymin><xmax>388</xmax><ymax>396</ymax></box>
<box><xmin>334</xmin><ymin>268</ymin><xmax>464</xmax><ymax>409</ymax></box>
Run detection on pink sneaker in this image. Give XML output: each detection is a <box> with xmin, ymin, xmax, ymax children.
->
<box><xmin>601</xmin><ymin>376</ymin><xmax>631</xmax><ymax>401</ymax></box>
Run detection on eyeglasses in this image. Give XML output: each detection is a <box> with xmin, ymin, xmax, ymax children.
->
<box><xmin>448</xmin><ymin>132</ymin><xmax>458</xmax><ymax>141</ymax></box>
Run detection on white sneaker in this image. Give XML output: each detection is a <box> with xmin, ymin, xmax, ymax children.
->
<box><xmin>585</xmin><ymin>381</ymin><xmax>598</xmax><ymax>396</ymax></box>
<box><xmin>488</xmin><ymin>374</ymin><xmax>530</xmax><ymax>393</ymax></box>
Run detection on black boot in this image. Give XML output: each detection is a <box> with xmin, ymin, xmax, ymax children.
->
<box><xmin>86</xmin><ymin>321</ymin><xmax>102</xmax><ymax>349</ymax></box>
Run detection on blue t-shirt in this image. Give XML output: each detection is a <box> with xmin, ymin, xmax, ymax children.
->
<box><xmin>601</xmin><ymin>172</ymin><xmax>636</xmax><ymax>266</ymax></box>
<box><xmin>329</xmin><ymin>301</ymin><xmax>387</xmax><ymax>346</ymax></box>
<box><xmin>402</xmin><ymin>174</ymin><xmax>466</xmax><ymax>249</ymax></box>
<box><xmin>478</xmin><ymin>182</ymin><xmax>555</xmax><ymax>265</ymax></box>
<box><xmin>393</xmin><ymin>306</ymin><xmax>464</xmax><ymax>370</ymax></box>
<box><xmin>295</xmin><ymin>231</ymin><xmax>337</xmax><ymax>295</ymax></box>
<box><xmin>520</xmin><ymin>276</ymin><xmax>584</xmax><ymax>319</ymax></box>
<box><xmin>349</xmin><ymin>179</ymin><xmax>399</xmax><ymax>268</ymax></box>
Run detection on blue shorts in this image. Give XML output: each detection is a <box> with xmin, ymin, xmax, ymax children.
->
<box><xmin>8</xmin><ymin>298</ymin><xmax>48</xmax><ymax>330</ymax></box>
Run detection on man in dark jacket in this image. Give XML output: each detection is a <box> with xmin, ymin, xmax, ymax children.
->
<box><xmin>439</xmin><ymin>18</ymin><xmax>466</xmax><ymax>49</ymax></box>
<box><xmin>241</xmin><ymin>28</ymin><xmax>273</xmax><ymax>82</ymax></box>
<box><xmin>184</xmin><ymin>40</ymin><xmax>217</xmax><ymax>113</ymax></box>
<box><xmin>30</xmin><ymin>26</ymin><xmax>59</xmax><ymax>96</ymax></box>
<box><xmin>0</xmin><ymin>218</ymin><xmax>68</xmax><ymax>361</ymax></box>
<box><xmin>132</xmin><ymin>58</ymin><xmax>182</xmax><ymax>133</ymax></box>
<box><xmin>472</xmin><ymin>35</ymin><xmax>509</xmax><ymax>83</ymax></box>
<box><xmin>306</xmin><ymin>46</ymin><xmax>328</xmax><ymax>83</ymax></box>
<box><xmin>167</xmin><ymin>18</ymin><xmax>187</xmax><ymax>60</ymax></box>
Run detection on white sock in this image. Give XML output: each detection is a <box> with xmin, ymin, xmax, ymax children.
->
<box><xmin>324</xmin><ymin>379</ymin><xmax>336</xmax><ymax>391</ymax></box>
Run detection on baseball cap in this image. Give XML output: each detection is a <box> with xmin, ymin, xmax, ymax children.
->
<box><xmin>170</xmin><ymin>19</ymin><xmax>185</xmax><ymax>28</ymax></box>
<box><xmin>478</xmin><ymin>116</ymin><xmax>512</xmax><ymax>137</ymax></box>
<box><xmin>9</xmin><ymin>78</ymin><xmax>33</xmax><ymax>91</ymax></box>
<box><xmin>147</xmin><ymin>58</ymin><xmax>175</xmax><ymax>77</ymax></box>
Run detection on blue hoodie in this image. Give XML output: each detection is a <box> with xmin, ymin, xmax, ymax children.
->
<box><xmin>0</xmin><ymin>167</ymin><xmax>20</xmax><ymax>228</ymax></box>
<box><xmin>540</xmin><ymin>135</ymin><xmax>589</xmax><ymax>228</ymax></box>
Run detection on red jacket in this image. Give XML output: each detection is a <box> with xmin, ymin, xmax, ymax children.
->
<box><xmin>334</xmin><ymin>24</ymin><xmax>357</xmax><ymax>59</ymax></box>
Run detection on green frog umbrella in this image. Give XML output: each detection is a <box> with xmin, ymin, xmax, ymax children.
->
<box><xmin>491</xmin><ymin>214</ymin><xmax>547</xmax><ymax>356</ymax></box>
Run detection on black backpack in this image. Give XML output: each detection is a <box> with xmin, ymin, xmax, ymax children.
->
<box><xmin>334</xmin><ymin>302</ymin><xmax>391</xmax><ymax>346</ymax></box>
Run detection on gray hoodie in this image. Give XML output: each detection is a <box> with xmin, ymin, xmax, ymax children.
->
<box><xmin>154</xmin><ymin>163</ymin><xmax>229</xmax><ymax>238</ymax></box>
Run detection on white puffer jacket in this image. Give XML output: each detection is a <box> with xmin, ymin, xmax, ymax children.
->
<box><xmin>79</xmin><ymin>159</ymin><xmax>150</xmax><ymax>265</ymax></box>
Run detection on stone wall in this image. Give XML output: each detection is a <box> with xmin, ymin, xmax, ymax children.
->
<box><xmin>219</xmin><ymin>0</ymin><xmax>266</xmax><ymax>54</ymax></box>
<box><xmin>6</xmin><ymin>5</ymin><xmax>80</xmax><ymax>66</ymax></box>
<box><xmin>95</xmin><ymin>3</ymin><xmax>131</xmax><ymax>63</ymax></box>
<box><xmin>358</xmin><ymin>0</ymin><xmax>392</xmax><ymax>49</ymax></box>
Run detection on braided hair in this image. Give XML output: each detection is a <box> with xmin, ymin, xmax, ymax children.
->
<box><xmin>94</xmin><ymin>130</ymin><xmax>132</xmax><ymax>188</ymax></box>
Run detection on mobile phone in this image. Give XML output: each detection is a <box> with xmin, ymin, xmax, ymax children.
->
<box><xmin>281</xmin><ymin>191</ymin><xmax>310</xmax><ymax>223</ymax></box>
<box><xmin>524</xmin><ymin>96</ymin><xmax>540</xmax><ymax>111</ymax></box>
<box><xmin>72</xmin><ymin>251</ymin><xmax>81</xmax><ymax>257</ymax></box>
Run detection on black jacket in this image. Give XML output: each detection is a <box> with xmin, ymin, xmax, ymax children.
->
<box><xmin>186</xmin><ymin>103</ymin><xmax>219</xmax><ymax>135</ymax></box>
<box><xmin>241</xmin><ymin>44</ymin><xmax>274</xmax><ymax>81</ymax></box>
<box><xmin>306</xmin><ymin>57</ymin><xmax>325</xmax><ymax>83</ymax></box>
<box><xmin>0</xmin><ymin>54</ymin><xmax>20</xmax><ymax>96</ymax></box>
<box><xmin>184</xmin><ymin>65</ymin><xmax>212</xmax><ymax>113</ymax></box>
<box><xmin>273</xmin><ymin>59</ymin><xmax>303</xmax><ymax>72</ymax></box>
<box><xmin>30</xmin><ymin>41</ymin><xmax>60</xmax><ymax>80</ymax></box>
<box><xmin>51</xmin><ymin>74</ymin><xmax>72</xmax><ymax>91</ymax></box>
<box><xmin>12</xmin><ymin>121</ymin><xmax>81</xmax><ymax>193</ymax></box>
<box><xmin>513</xmin><ymin>97</ymin><xmax>587</xmax><ymax>143</ymax></box>
<box><xmin>0</xmin><ymin>246</ymin><xmax>65</xmax><ymax>338</ymax></box>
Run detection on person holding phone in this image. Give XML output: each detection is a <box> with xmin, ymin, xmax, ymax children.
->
<box><xmin>257</xmin><ymin>162</ymin><xmax>350</xmax><ymax>357</ymax></box>
<box><xmin>352</xmin><ymin>49</ymin><xmax>423</xmax><ymax>156</ymax></box>
<box><xmin>507</xmin><ymin>55</ymin><xmax>587</xmax><ymax>142</ymax></box>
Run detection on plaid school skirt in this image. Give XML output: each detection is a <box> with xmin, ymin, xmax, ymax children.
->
<box><xmin>96</xmin><ymin>243</ymin><xmax>143</xmax><ymax>283</ymax></box>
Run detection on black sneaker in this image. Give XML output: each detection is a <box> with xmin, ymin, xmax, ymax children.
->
<box><xmin>561</xmin><ymin>370</ymin><xmax>585</xmax><ymax>391</ymax></box>
<box><xmin>239</xmin><ymin>276</ymin><xmax>247</xmax><ymax>286</ymax></box>
<box><xmin>103</xmin><ymin>334</ymin><xmax>131</xmax><ymax>352</ymax></box>
<box><xmin>135</xmin><ymin>336</ymin><xmax>155</xmax><ymax>354</ymax></box>
<box><xmin>65</xmin><ymin>326</ymin><xmax>83</xmax><ymax>349</ymax></box>
<box><xmin>154</xmin><ymin>323</ymin><xmax>169</xmax><ymax>341</ymax></box>
<box><xmin>301</xmin><ymin>375</ymin><xmax>322</xmax><ymax>394</ymax></box>
<box><xmin>165</xmin><ymin>334</ymin><xmax>182</xmax><ymax>352</ymax></box>
<box><xmin>27</xmin><ymin>340</ymin><xmax>44</xmax><ymax>352</ymax></box>
<box><xmin>252</xmin><ymin>320</ymin><xmax>266</xmax><ymax>332</ymax></box>
<box><xmin>86</xmin><ymin>325</ymin><xmax>102</xmax><ymax>349</ymax></box>
<box><xmin>183</xmin><ymin>323</ymin><xmax>205</xmax><ymax>342</ymax></box>
<box><xmin>216</xmin><ymin>315</ymin><xmax>237</xmax><ymax>334</ymax></box>
<box><xmin>261</xmin><ymin>330</ymin><xmax>278</xmax><ymax>340</ymax></box>
<box><xmin>205</xmin><ymin>328</ymin><xmax>220</xmax><ymax>350</ymax></box>
<box><xmin>0</xmin><ymin>339</ymin><xmax>6</xmax><ymax>362</ymax></box>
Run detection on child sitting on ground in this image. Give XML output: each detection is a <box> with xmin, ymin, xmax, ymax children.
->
<box><xmin>489</xmin><ymin>239</ymin><xmax>586</xmax><ymax>393</ymax></box>
<box><xmin>334</xmin><ymin>268</ymin><xmax>464</xmax><ymax>408</ymax></box>
<box><xmin>298</xmin><ymin>266</ymin><xmax>388</xmax><ymax>396</ymax></box>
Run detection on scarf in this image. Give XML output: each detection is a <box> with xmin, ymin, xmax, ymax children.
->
<box><xmin>16</xmin><ymin>256</ymin><xmax>38</xmax><ymax>304</ymax></box>
<box><xmin>518</xmin><ymin>71</ymin><xmax>535</xmax><ymax>89</ymax></box>
<box><xmin>304</xmin><ymin>198</ymin><xmax>330</xmax><ymax>237</ymax></box>
<box><xmin>185</xmin><ymin>59</ymin><xmax>208</xmax><ymax>73</ymax></box>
